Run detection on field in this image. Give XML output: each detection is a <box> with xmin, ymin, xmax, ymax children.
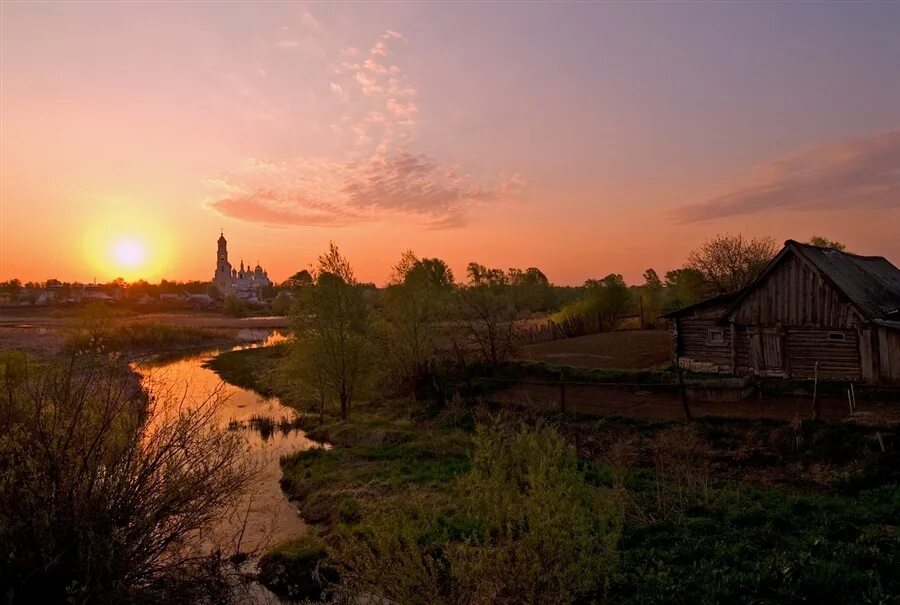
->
<box><xmin>207</xmin><ymin>344</ymin><xmax>900</xmax><ymax>603</ymax></box>
<box><xmin>522</xmin><ymin>329</ymin><xmax>671</xmax><ymax>369</ymax></box>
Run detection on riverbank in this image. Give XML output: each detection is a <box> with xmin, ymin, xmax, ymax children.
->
<box><xmin>207</xmin><ymin>345</ymin><xmax>900</xmax><ymax>602</ymax></box>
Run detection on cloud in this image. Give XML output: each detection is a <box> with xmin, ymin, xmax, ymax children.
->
<box><xmin>677</xmin><ymin>130</ymin><xmax>900</xmax><ymax>222</ymax></box>
<box><xmin>207</xmin><ymin>31</ymin><xmax>521</xmax><ymax>229</ymax></box>
<box><xmin>276</xmin><ymin>39</ymin><xmax>300</xmax><ymax>49</ymax></box>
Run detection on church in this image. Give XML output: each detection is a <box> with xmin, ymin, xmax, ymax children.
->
<box><xmin>212</xmin><ymin>231</ymin><xmax>272</xmax><ymax>300</ymax></box>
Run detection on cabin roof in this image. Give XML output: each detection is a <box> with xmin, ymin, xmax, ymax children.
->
<box><xmin>787</xmin><ymin>241</ymin><xmax>900</xmax><ymax>320</ymax></box>
<box><xmin>665</xmin><ymin>240</ymin><xmax>900</xmax><ymax>324</ymax></box>
<box><xmin>661</xmin><ymin>290</ymin><xmax>743</xmax><ymax>319</ymax></box>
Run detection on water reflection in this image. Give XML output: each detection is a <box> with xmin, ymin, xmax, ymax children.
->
<box><xmin>135</xmin><ymin>333</ymin><xmax>314</xmax><ymax>556</ymax></box>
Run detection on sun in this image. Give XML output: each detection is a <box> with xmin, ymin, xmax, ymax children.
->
<box><xmin>112</xmin><ymin>238</ymin><xmax>147</xmax><ymax>268</ymax></box>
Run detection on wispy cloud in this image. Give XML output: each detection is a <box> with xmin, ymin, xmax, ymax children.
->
<box><xmin>676</xmin><ymin>130</ymin><xmax>900</xmax><ymax>222</ymax></box>
<box><xmin>209</xmin><ymin>29</ymin><xmax>520</xmax><ymax>229</ymax></box>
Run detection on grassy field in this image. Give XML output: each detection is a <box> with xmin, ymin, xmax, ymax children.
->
<box><xmin>208</xmin><ymin>345</ymin><xmax>900</xmax><ymax>603</ymax></box>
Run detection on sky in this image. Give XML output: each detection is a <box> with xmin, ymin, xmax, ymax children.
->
<box><xmin>1</xmin><ymin>2</ymin><xmax>898</xmax><ymax>285</ymax></box>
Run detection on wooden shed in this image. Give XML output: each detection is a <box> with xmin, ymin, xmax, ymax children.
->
<box><xmin>665</xmin><ymin>240</ymin><xmax>900</xmax><ymax>385</ymax></box>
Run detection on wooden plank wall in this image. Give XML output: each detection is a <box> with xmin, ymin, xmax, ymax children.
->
<box><xmin>877</xmin><ymin>327</ymin><xmax>900</xmax><ymax>384</ymax></box>
<box><xmin>731</xmin><ymin>254</ymin><xmax>861</xmax><ymax>329</ymax></box>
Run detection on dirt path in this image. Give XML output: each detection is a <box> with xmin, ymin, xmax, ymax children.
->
<box><xmin>522</xmin><ymin>330</ymin><xmax>671</xmax><ymax>370</ymax></box>
<box><xmin>490</xmin><ymin>381</ymin><xmax>900</xmax><ymax>424</ymax></box>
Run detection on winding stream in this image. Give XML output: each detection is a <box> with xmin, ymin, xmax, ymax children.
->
<box><xmin>135</xmin><ymin>332</ymin><xmax>317</xmax><ymax>599</ymax></box>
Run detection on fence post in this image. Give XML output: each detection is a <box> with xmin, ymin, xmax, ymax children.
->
<box><xmin>810</xmin><ymin>361</ymin><xmax>820</xmax><ymax>420</ymax></box>
<box><xmin>678</xmin><ymin>368</ymin><xmax>693</xmax><ymax>421</ymax></box>
<box><xmin>559</xmin><ymin>369</ymin><xmax>566</xmax><ymax>414</ymax></box>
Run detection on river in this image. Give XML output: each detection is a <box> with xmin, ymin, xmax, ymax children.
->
<box><xmin>135</xmin><ymin>331</ymin><xmax>318</xmax><ymax>600</ymax></box>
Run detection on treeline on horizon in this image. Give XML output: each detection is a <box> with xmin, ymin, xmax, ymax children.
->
<box><xmin>0</xmin><ymin>234</ymin><xmax>848</xmax><ymax>319</ymax></box>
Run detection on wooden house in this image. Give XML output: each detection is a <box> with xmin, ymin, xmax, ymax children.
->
<box><xmin>664</xmin><ymin>240</ymin><xmax>900</xmax><ymax>384</ymax></box>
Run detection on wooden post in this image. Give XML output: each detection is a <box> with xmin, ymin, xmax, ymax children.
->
<box><xmin>810</xmin><ymin>361</ymin><xmax>820</xmax><ymax>420</ymax></box>
<box><xmin>559</xmin><ymin>369</ymin><xmax>566</xmax><ymax>414</ymax></box>
<box><xmin>678</xmin><ymin>368</ymin><xmax>693</xmax><ymax>421</ymax></box>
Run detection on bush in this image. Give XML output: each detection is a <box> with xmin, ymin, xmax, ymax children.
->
<box><xmin>334</xmin><ymin>423</ymin><xmax>623</xmax><ymax>603</ymax></box>
<box><xmin>257</xmin><ymin>535</ymin><xmax>332</xmax><ymax>601</ymax></box>
<box><xmin>0</xmin><ymin>354</ymin><xmax>255</xmax><ymax>602</ymax></box>
<box><xmin>223</xmin><ymin>294</ymin><xmax>248</xmax><ymax>317</ymax></box>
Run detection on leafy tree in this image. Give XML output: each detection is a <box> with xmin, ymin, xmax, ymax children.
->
<box><xmin>808</xmin><ymin>235</ymin><xmax>847</xmax><ymax>251</ymax></box>
<box><xmin>206</xmin><ymin>284</ymin><xmax>222</xmax><ymax>299</ymax></box>
<box><xmin>508</xmin><ymin>267</ymin><xmax>554</xmax><ymax>312</ymax></box>
<box><xmin>290</xmin><ymin>243</ymin><xmax>371</xmax><ymax>421</ymax></box>
<box><xmin>641</xmin><ymin>268</ymin><xmax>665</xmax><ymax>324</ymax></box>
<box><xmin>686</xmin><ymin>234</ymin><xmax>777</xmax><ymax>294</ymax></box>
<box><xmin>466</xmin><ymin>262</ymin><xmax>508</xmax><ymax>287</ymax></box>
<box><xmin>380</xmin><ymin>252</ymin><xmax>454</xmax><ymax>395</ymax></box>
<box><xmin>664</xmin><ymin>267</ymin><xmax>709</xmax><ymax>310</ymax></box>
<box><xmin>222</xmin><ymin>294</ymin><xmax>248</xmax><ymax>317</ymax></box>
<box><xmin>284</xmin><ymin>269</ymin><xmax>314</xmax><ymax>289</ymax></box>
<box><xmin>584</xmin><ymin>273</ymin><xmax>632</xmax><ymax>330</ymax></box>
<box><xmin>270</xmin><ymin>291</ymin><xmax>293</xmax><ymax>316</ymax></box>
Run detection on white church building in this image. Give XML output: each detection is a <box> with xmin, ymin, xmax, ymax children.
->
<box><xmin>213</xmin><ymin>231</ymin><xmax>272</xmax><ymax>300</ymax></box>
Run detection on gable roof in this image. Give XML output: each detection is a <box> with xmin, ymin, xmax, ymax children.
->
<box><xmin>722</xmin><ymin>240</ymin><xmax>900</xmax><ymax>323</ymax></box>
<box><xmin>661</xmin><ymin>290</ymin><xmax>743</xmax><ymax>319</ymax></box>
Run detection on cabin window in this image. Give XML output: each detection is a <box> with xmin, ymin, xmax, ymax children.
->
<box><xmin>827</xmin><ymin>332</ymin><xmax>846</xmax><ymax>342</ymax></box>
<box><xmin>707</xmin><ymin>328</ymin><xmax>725</xmax><ymax>345</ymax></box>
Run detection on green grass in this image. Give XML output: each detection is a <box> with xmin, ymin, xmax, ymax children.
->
<box><xmin>209</xmin><ymin>344</ymin><xmax>899</xmax><ymax>602</ymax></box>
<box><xmin>65</xmin><ymin>321</ymin><xmax>225</xmax><ymax>353</ymax></box>
<box><xmin>611</xmin><ymin>485</ymin><xmax>899</xmax><ymax>604</ymax></box>
<box><xmin>203</xmin><ymin>343</ymin><xmax>290</xmax><ymax>395</ymax></box>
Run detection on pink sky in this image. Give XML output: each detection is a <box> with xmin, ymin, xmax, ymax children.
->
<box><xmin>1</xmin><ymin>2</ymin><xmax>898</xmax><ymax>285</ymax></box>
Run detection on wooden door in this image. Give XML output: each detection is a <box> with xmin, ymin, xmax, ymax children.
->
<box><xmin>749</xmin><ymin>328</ymin><xmax>785</xmax><ymax>376</ymax></box>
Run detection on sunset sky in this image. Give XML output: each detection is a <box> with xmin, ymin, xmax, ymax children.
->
<box><xmin>2</xmin><ymin>2</ymin><xmax>898</xmax><ymax>285</ymax></box>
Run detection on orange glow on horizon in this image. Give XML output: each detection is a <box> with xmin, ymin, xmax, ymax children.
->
<box><xmin>80</xmin><ymin>205</ymin><xmax>175</xmax><ymax>282</ymax></box>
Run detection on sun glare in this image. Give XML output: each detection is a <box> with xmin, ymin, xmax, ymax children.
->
<box><xmin>113</xmin><ymin>238</ymin><xmax>146</xmax><ymax>268</ymax></box>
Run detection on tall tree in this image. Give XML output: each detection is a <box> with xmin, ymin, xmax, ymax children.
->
<box><xmin>380</xmin><ymin>252</ymin><xmax>454</xmax><ymax>395</ymax></box>
<box><xmin>686</xmin><ymin>234</ymin><xmax>777</xmax><ymax>294</ymax></box>
<box><xmin>291</xmin><ymin>243</ymin><xmax>371</xmax><ymax>421</ymax></box>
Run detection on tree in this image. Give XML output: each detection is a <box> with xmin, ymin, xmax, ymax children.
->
<box><xmin>223</xmin><ymin>294</ymin><xmax>248</xmax><ymax>317</ymax></box>
<box><xmin>457</xmin><ymin>280</ymin><xmax>518</xmax><ymax>368</ymax></box>
<box><xmin>466</xmin><ymin>262</ymin><xmax>508</xmax><ymax>287</ymax></box>
<box><xmin>664</xmin><ymin>268</ymin><xmax>708</xmax><ymax>310</ymax></box>
<box><xmin>0</xmin><ymin>353</ymin><xmax>254</xmax><ymax>602</ymax></box>
<box><xmin>284</xmin><ymin>270</ymin><xmax>314</xmax><ymax>289</ymax></box>
<box><xmin>290</xmin><ymin>243</ymin><xmax>371</xmax><ymax>421</ymax></box>
<box><xmin>808</xmin><ymin>236</ymin><xmax>847</xmax><ymax>251</ymax></box>
<box><xmin>509</xmin><ymin>267</ymin><xmax>554</xmax><ymax>312</ymax></box>
<box><xmin>380</xmin><ymin>252</ymin><xmax>455</xmax><ymax>396</ymax></box>
<box><xmin>270</xmin><ymin>291</ymin><xmax>293</xmax><ymax>316</ymax></box>
<box><xmin>584</xmin><ymin>274</ymin><xmax>632</xmax><ymax>330</ymax></box>
<box><xmin>641</xmin><ymin>268</ymin><xmax>665</xmax><ymax>324</ymax></box>
<box><xmin>686</xmin><ymin>234</ymin><xmax>777</xmax><ymax>294</ymax></box>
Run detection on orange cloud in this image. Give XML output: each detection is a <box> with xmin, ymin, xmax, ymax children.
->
<box><xmin>677</xmin><ymin>130</ymin><xmax>900</xmax><ymax>222</ymax></box>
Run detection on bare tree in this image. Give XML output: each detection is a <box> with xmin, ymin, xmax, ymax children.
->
<box><xmin>686</xmin><ymin>234</ymin><xmax>777</xmax><ymax>294</ymax></box>
<box><xmin>0</xmin><ymin>352</ymin><xmax>256</xmax><ymax>603</ymax></box>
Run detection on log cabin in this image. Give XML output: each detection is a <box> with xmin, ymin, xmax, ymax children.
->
<box><xmin>664</xmin><ymin>240</ymin><xmax>900</xmax><ymax>385</ymax></box>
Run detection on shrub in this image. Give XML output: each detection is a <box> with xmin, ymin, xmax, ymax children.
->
<box><xmin>0</xmin><ymin>354</ymin><xmax>255</xmax><ymax>602</ymax></box>
<box><xmin>334</xmin><ymin>423</ymin><xmax>623</xmax><ymax>603</ymax></box>
<box><xmin>257</xmin><ymin>535</ymin><xmax>332</xmax><ymax>601</ymax></box>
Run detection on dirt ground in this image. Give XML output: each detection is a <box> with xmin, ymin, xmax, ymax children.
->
<box><xmin>490</xmin><ymin>381</ymin><xmax>900</xmax><ymax>425</ymax></box>
<box><xmin>522</xmin><ymin>329</ymin><xmax>671</xmax><ymax>369</ymax></box>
